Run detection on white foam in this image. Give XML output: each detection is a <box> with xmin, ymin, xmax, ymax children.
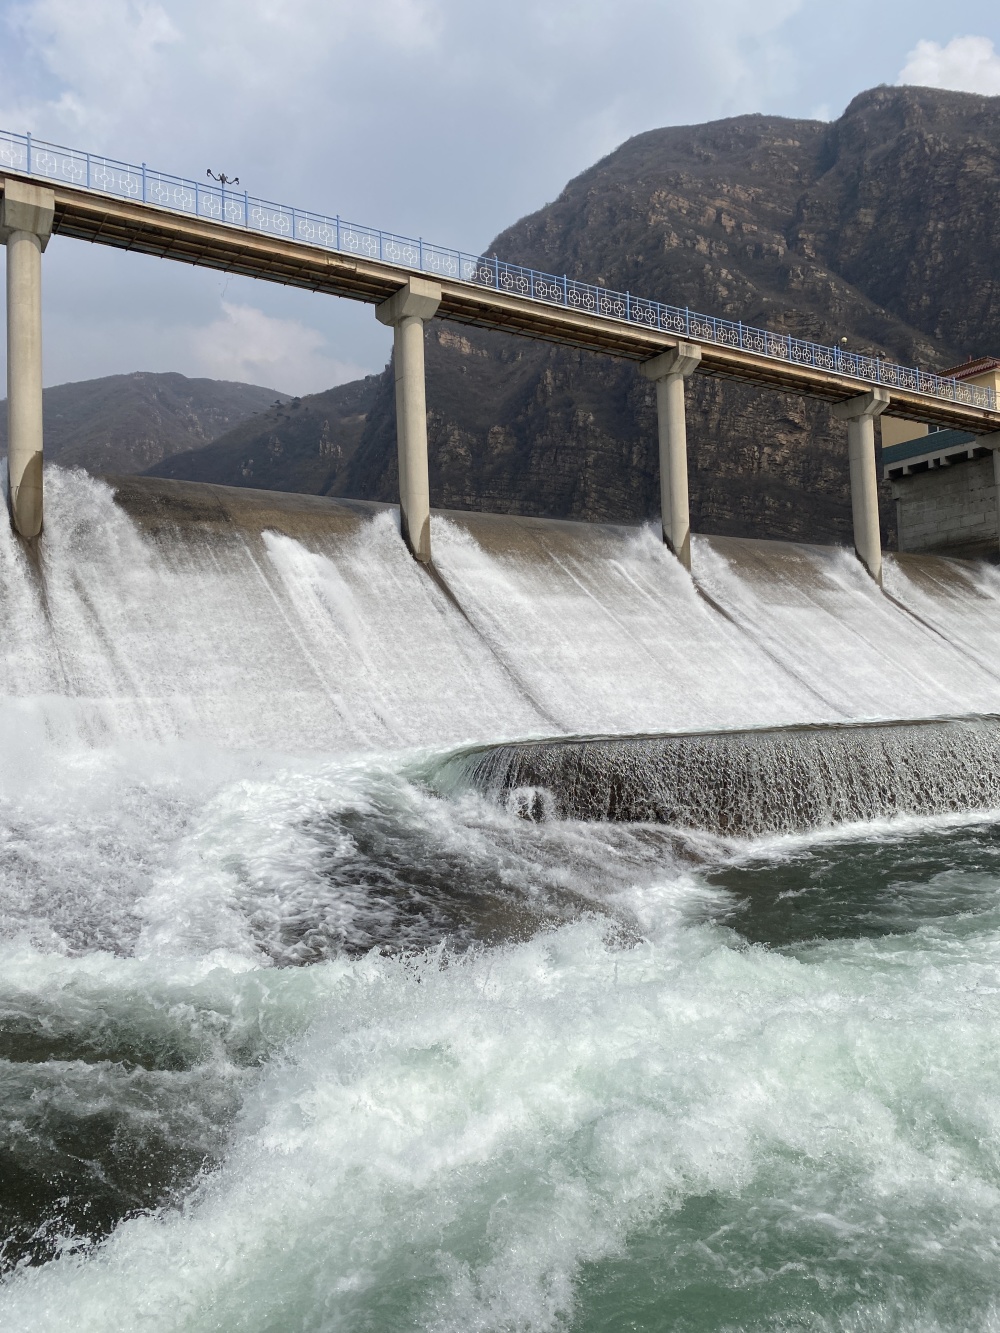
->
<box><xmin>4</xmin><ymin>471</ymin><xmax>1000</xmax><ymax>1328</ymax></box>
<box><xmin>5</xmin><ymin>901</ymin><xmax>1000</xmax><ymax>1331</ymax></box>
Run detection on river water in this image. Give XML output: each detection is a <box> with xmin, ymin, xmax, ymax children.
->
<box><xmin>3</xmin><ymin>469</ymin><xmax>1000</xmax><ymax>1330</ymax></box>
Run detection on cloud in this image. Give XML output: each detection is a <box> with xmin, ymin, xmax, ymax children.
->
<box><xmin>190</xmin><ymin>302</ymin><xmax>369</xmax><ymax>396</ymax></box>
<box><xmin>898</xmin><ymin>35</ymin><xmax>1000</xmax><ymax>96</ymax></box>
<box><xmin>0</xmin><ymin>0</ymin><xmax>806</xmax><ymax>242</ymax></box>
<box><xmin>2</xmin><ymin>0</ymin><xmax>180</xmax><ymax>138</ymax></box>
<box><xmin>0</xmin><ymin>0</ymin><xmax>813</xmax><ymax>396</ymax></box>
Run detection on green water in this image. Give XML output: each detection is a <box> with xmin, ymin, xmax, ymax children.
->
<box><xmin>573</xmin><ymin>815</ymin><xmax>1000</xmax><ymax>1332</ymax></box>
<box><xmin>706</xmin><ymin>819</ymin><xmax>1000</xmax><ymax>947</ymax></box>
<box><xmin>4</xmin><ymin>788</ymin><xmax>1000</xmax><ymax>1331</ymax></box>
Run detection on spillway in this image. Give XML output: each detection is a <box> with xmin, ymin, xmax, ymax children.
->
<box><xmin>6</xmin><ymin>470</ymin><xmax>1000</xmax><ymax>749</ymax></box>
<box><xmin>3</xmin><ymin>468</ymin><xmax>1000</xmax><ymax>1332</ymax></box>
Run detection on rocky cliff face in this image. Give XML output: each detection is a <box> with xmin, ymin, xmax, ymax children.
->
<box><xmin>152</xmin><ymin>85</ymin><xmax>1000</xmax><ymax>546</ymax></box>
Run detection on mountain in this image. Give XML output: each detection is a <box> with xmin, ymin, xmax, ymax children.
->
<box><xmin>147</xmin><ymin>376</ymin><xmax>381</xmax><ymax>494</ymax></box>
<box><xmin>0</xmin><ymin>372</ymin><xmax>283</xmax><ymax>474</ymax></box>
<box><xmin>340</xmin><ymin>84</ymin><xmax>1000</xmax><ymax>547</ymax></box>
<box><xmin>152</xmin><ymin>85</ymin><xmax>1000</xmax><ymax>542</ymax></box>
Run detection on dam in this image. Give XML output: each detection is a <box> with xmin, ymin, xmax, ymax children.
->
<box><xmin>3</xmin><ymin>468</ymin><xmax>1000</xmax><ymax>1330</ymax></box>
<box><xmin>6</xmin><ymin>469</ymin><xmax>1000</xmax><ymax>748</ymax></box>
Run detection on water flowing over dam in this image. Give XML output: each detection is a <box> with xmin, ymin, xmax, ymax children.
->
<box><xmin>4</xmin><ymin>468</ymin><xmax>1000</xmax><ymax>1331</ymax></box>
<box><xmin>450</xmin><ymin>717</ymin><xmax>1000</xmax><ymax>835</ymax></box>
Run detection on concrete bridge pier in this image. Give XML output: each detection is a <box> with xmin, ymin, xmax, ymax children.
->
<box><xmin>376</xmin><ymin>277</ymin><xmax>442</xmax><ymax>562</ymax></box>
<box><xmin>1</xmin><ymin>180</ymin><xmax>54</xmax><ymax>540</ymax></box>
<box><xmin>641</xmin><ymin>342</ymin><xmax>702</xmax><ymax>569</ymax></box>
<box><xmin>833</xmin><ymin>388</ymin><xmax>891</xmax><ymax>585</ymax></box>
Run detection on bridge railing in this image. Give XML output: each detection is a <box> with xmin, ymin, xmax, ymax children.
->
<box><xmin>2</xmin><ymin>128</ymin><xmax>995</xmax><ymax>413</ymax></box>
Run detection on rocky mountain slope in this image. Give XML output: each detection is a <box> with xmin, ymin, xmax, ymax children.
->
<box><xmin>146</xmin><ymin>85</ymin><xmax>1000</xmax><ymax>542</ymax></box>
<box><xmin>149</xmin><ymin>376</ymin><xmax>380</xmax><ymax>495</ymax></box>
<box><xmin>0</xmin><ymin>372</ymin><xmax>282</xmax><ymax>474</ymax></box>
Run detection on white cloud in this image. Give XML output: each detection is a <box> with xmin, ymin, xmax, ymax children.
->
<box><xmin>190</xmin><ymin>302</ymin><xmax>368</xmax><ymax>396</ymax></box>
<box><xmin>3</xmin><ymin>0</ymin><xmax>180</xmax><ymax>137</ymax></box>
<box><xmin>898</xmin><ymin>35</ymin><xmax>1000</xmax><ymax>96</ymax></box>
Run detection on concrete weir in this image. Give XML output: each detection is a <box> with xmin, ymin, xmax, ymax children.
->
<box><xmin>447</xmin><ymin>715</ymin><xmax>1000</xmax><ymax>837</ymax></box>
<box><xmin>5</xmin><ymin>471</ymin><xmax>992</xmax><ymax>749</ymax></box>
<box><xmin>106</xmin><ymin>475</ymin><xmax>1000</xmax><ymax>585</ymax></box>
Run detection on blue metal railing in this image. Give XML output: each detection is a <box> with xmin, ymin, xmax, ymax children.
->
<box><xmin>1</xmin><ymin>128</ymin><xmax>995</xmax><ymax>414</ymax></box>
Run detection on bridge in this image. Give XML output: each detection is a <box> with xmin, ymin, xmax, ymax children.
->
<box><xmin>3</xmin><ymin>129</ymin><xmax>1000</xmax><ymax>583</ymax></box>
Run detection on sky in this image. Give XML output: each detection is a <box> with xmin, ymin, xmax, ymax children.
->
<box><xmin>1</xmin><ymin>0</ymin><xmax>1000</xmax><ymax>397</ymax></box>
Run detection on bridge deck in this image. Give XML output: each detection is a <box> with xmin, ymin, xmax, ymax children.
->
<box><xmin>6</xmin><ymin>169</ymin><xmax>1000</xmax><ymax>436</ymax></box>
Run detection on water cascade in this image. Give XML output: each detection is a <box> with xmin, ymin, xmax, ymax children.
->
<box><xmin>451</xmin><ymin>716</ymin><xmax>1000</xmax><ymax>835</ymax></box>
<box><xmin>3</xmin><ymin>469</ymin><xmax>1000</xmax><ymax>1332</ymax></box>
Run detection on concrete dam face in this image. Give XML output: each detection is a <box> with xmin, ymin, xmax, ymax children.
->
<box><xmin>6</xmin><ymin>468</ymin><xmax>1000</xmax><ymax>1331</ymax></box>
<box><xmin>8</xmin><ymin>469</ymin><xmax>1000</xmax><ymax>752</ymax></box>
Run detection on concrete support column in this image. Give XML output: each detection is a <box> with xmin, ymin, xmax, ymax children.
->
<box><xmin>832</xmin><ymin>387</ymin><xmax>891</xmax><ymax>585</ymax></box>
<box><xmin>376</xmin><ymin>276</ymin><xmax>442</xmax><ymax>562</ymax></box>
<box><xmin>1</xmin><ymin>180</ymin><xmax>54</xmax><ymax>540</ymax></box>
<box><xmin>641</xmin><ymin>341</ymin><xmax>702</xmax><ymax>569</ymax></box>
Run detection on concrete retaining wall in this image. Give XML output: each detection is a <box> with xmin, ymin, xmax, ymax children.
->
<box><xmin>892</xmin><ymin>455</ymin><xmax>999</xmax><ymax>560</ymax></box>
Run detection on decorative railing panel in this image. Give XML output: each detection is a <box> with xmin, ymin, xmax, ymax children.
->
<box><xmin>1</xmin><ymin>128</ymin><xmax>994</xmax><ymax>413</ymax></box>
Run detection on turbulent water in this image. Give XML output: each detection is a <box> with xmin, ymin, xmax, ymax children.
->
<box><xmin>4</xmin><ymin>469</ymin><xmax>1000</xmax><ymax>1330</ymax></box>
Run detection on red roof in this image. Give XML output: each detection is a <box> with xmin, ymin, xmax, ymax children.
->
<box><xmin>939</xmin><ymin>355</ymin><xmax>1000</xmax><ymax>380</ymax></box>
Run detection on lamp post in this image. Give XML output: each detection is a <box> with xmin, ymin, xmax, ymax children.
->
<box><xmin>207</xmin><ymin>169</ymin><xmax>240</xmax><ymax>222</ymax></box>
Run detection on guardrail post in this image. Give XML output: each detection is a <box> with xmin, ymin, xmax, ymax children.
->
<box><xmin>375</xmin><ymin>277</ymin><xmax>443</xmax><ymax>562</ymax></box>
<box><xmin>1</xmin><ymin>179</ymin><xmax>54</xmax><ymax>539</ymax></box>
<box><xmin>641</xmin><ymin>342</ymin><xmax>702</xmax><ymax>570</ymax></box>
<box><xmin>832</xmin><ymin>388</ymin><xmax>891</xmax><ymax>585</ymax></box>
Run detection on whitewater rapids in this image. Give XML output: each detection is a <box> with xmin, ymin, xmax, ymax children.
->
<box><xmin>3</xmin><ymin>468</ymin><xmax>1000</xmax><ymax>1330</ymax></box>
